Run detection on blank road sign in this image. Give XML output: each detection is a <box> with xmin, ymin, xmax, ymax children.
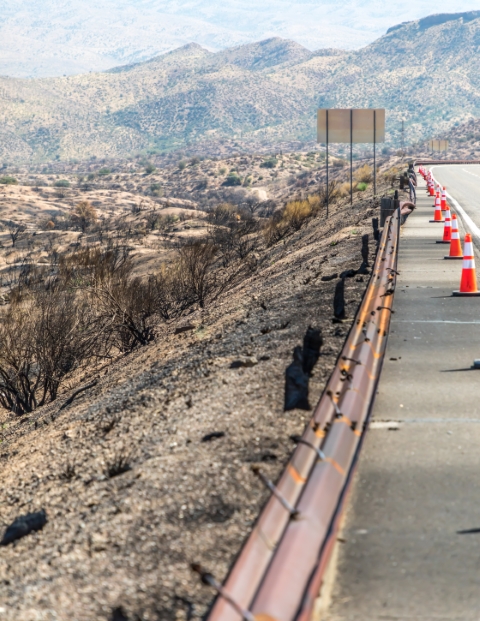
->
<box><xmin>317</xmin><ymin>109</ymin><xmax>385</xmax><ymax>144</ymax></box>
<box><xmin>429</xmin><ymin>139</ymin><xmax>448</xmax><ymax>151</ymax></box>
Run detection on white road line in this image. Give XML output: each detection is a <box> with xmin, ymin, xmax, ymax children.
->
<box><xmin>431</xmin><ymin>165</ymin><xmax>480</xmax><ymax>249</ymax></box>
<box><xmin>395</xmin><ymin>320</ymin><xmax>480</xmax><ymax>324</ymax></box>
<box><xmin>462</xmin><ymin>168</ymin><xmax>480</xmax><ymax>178</ymax></box>
<box><xmin>380</xmin><ymin>418</ymin><xmax>480</xmax><ymax>424</ymax></box>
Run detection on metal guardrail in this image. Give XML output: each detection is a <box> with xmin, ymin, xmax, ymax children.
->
<box><xmin>206</xmin><ymin>210</ymin><xmax>401</xmax><ymax>621</ymax></box>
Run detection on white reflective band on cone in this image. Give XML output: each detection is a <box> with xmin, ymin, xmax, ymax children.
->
<box><xmin>462</xmin><ymin>259</ymin><xmax>475</xmax><ymax>269</ymax></box>
<box><xmin>464</xmin><ymin>242</ymin><xmax>474</xmax><ymax>255</ymax></box>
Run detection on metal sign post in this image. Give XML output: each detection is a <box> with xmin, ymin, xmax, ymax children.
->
<box><xmin>326</xmin><ymin>109</ymin><xmax>329</xmax><ymax>217</ymax></box>
<box><xmin>374</xmin><ymin>110</ymin><xmax>377</xmax><ymax>196</ymax></box>
<box><xmin>350</xmin><ymin>109</ymin><xmax>353</xmax><ymax>205</ymax></box>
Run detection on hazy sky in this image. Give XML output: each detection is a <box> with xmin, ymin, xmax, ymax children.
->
<box><xmin>1</xmin><ymin>1</ymin><xmax>480</xmax><ymax>76</ymax></box>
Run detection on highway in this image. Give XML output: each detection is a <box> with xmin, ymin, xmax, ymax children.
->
<box><xmin>434</xmin><ymin>165</ymin><xmax>480</xmax><ymax>245</ymax></box>
<box><xmin>322</xmin><ymin>169</ymin><xmax>480</xmax><ymax>621</ymax></box>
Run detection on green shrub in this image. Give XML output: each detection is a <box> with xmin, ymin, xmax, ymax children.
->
<box><xmin>145</xmin><ymin>163</ymin><xmax>156</xmax><ymax>174</ymax></box>
<box><xmin>357</xmin><ymin>182</ymin><xmax>368</xmax><ymax>191</ymax></box>
<box><xmin>54</xmin><ymin>179</ymin><xmax>70</xmax><ymax>188</ymax></box>
<box><xmin>178</xmin><ymin>160</ymin><xmax>187</xmax><ymax>170</ymax></box>
<box><xmin>98</xmin><ymin>168</ymin><xmax>111</xmax><ymax>176</ymax></box>
<box><xmin>260</xmin><ymin>157</ymin><xmax>278</xmax><ymax>169</ymax></box>
<box><xmin>150</xmin><ymin>183</ymin><xmax>163</xmax><ymax>196</ymax></box>
<box><xmin>223</xmin><ymin>173</ymin><xmax>242</xmax><ymax>186</ymax></box>
<box><xmin>0</xmin><ymin>176</ymin><xmax>18</xmax><ymax>185</ymax></box>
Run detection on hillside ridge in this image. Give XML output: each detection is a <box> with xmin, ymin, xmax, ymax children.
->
<box><xmin>2</xmin><ymin>13</ymin><xmax>480</xmax><ymax>162</ymax></box>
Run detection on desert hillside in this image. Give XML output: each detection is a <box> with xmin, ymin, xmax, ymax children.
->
<box><xmin>1</xmin><ymin>12</ymin><xmax>480</xmax><ymax>161</ymax></box>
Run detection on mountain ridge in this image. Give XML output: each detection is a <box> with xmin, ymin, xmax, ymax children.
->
<box><xmin>2</xmin><ymin>14</ymin><xmax>480</xmax><ymax>162</ymax></box>
<box><xmin>3</xmin><ymin>2</ymin><xmax>480</xmax><ymax>78</ymax></box>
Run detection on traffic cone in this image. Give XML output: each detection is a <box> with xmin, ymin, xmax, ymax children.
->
<box><xmin>436</xmin><ymin>207</ymin><xmax>451</xmax><ymax>244</ymax></box>
<box><xmin>444</xmin><ymin>214</ymin><xmax>463</xmax><ymax>259</ymax></box>
<box><xmin>430</xmin><ymin>193</ymin><xmax>443</xmax><ymax>222</ymax></box>
<box><xmin>441</xmin><ymin>187</ymin><xmax>447</xmax><ymax>210</ymax></box>
<box><xmin>452</xmin><ymin>234</ymin><xmax>480</xmax><ymax>296</ymax></box>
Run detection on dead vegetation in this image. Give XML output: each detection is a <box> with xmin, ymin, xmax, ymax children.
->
<box><xmin>0</xmin><ymin>152</ymin><xmax>404</xmax><ymax>418</ymax></box>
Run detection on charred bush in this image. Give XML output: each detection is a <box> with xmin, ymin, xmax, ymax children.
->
<box><xmin>263</xmin><ymin>211</ymin><xmax>289</xmax><ymax>247</ymax></box>
<box><xmin>0</xmin><ymin>291</ymin><xmax>99</xmax><ymax>415</ymax></box>
<box><xmin>175</xmin><ymin>241</ymin><xmax>218</xmax><ymax>309</ymax></box>
<box><xmin>92</xmin><ymin>273</ymin><xmax>159</xmax><ymax>352</ymax></box>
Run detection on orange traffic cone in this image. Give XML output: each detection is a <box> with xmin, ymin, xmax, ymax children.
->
<box><xmin>441</xmin><ymin>187</ymin><xmax>447</xmax><ymax>210</ymax></box>
<box><xmin>430</xmin><ymin>193</ymin><xmax>443</xmax><ymax>222</ymax></box>
<box><xmin>436</xmin><ymin>207</ymin><xmax>451</xmax><ymax>244</ymax></box>
<box><xmin>452</xmin><ymin>234</ymin><xmax>480</xmax><ymax>296</ymax></box>
<box><xmin>444</xmin><ymin>214</ymin><xmax>463</xmax><ymax>259</ymax></box>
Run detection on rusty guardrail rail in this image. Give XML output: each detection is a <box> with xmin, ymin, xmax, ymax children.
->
<box><xmin>205</xmin><ymin>210</ymin><xmax>401</xmax><ymax>621</ymax></box>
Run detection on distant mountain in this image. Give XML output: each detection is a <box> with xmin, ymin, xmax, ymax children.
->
<box><xmin>2</xmin><ymin>2</ymin><xmax>480</xmax><ymax>78</ymax></box>
<box><xmin>1</xmin><ymin>13</ymin><xmax>480</xmax><ymax>162</ymax></box>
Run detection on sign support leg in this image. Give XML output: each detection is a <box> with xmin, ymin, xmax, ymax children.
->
<box><xmin>350</xmin><ymin>109</ymin><xmax>353</xmax><ymax>205</ymax></box>
<box><xmin>326</xmin><ymin>109</ymin><xmax>329</xmax><ymax>218</ymax></box>
<box><xmin>374</xmin><ymin>110</ymin><xmax>377</xmax><ymax>197</ymax></box>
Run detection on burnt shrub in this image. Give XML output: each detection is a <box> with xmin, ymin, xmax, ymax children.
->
<box><xmin>0</xmin><ymin>291</ymin><xmax>98</xmax><ymax>415</ymax></box>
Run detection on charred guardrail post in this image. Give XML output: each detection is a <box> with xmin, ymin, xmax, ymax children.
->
<box><xmin>284</xmin><ymin>327</ymin><xmax>323</xmax><ymax>410</ymax></box>
<box><xmin>333</xmin><ymin>277</ymin><xmax>346</xmax><ymax>321</ymax></box>
<box><xmin>380</xmin><ymin>192</ymin><xmax>400</xmax><ymax>227</ymax></box>
<box><xmin>372</xmin><ymin>217</ymin><xmax>380</xmax><ymax>242</ymax></box>
<box><xmin>358</xmin><ymin>233</ymin><xmax>369</xmax><ymax>274</ymax></box>
<box><xmin>284</xmin><ymin>347</ymin><xmax>310</xmax><ymax>411</ymax></box>
<box><xmin>302</xmin><ymin>327</ymin><xmax>323</xmax><ymax>374</ymax></box>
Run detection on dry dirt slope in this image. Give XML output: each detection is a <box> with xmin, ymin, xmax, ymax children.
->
<box><xmin>0</xmin><ymin>193</ymin><xmax>379</xmax><ymax>621</ymax></box>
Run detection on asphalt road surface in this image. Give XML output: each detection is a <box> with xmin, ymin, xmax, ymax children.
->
<box><xmin>433</xmin><ymin>165</ymin><xmax>480</xmax><ymax>228</ymax></box>
<box><xmin>322</xmin><ymin>172</ymin><xmax>480</xmax><ymax>621</ymax></box>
